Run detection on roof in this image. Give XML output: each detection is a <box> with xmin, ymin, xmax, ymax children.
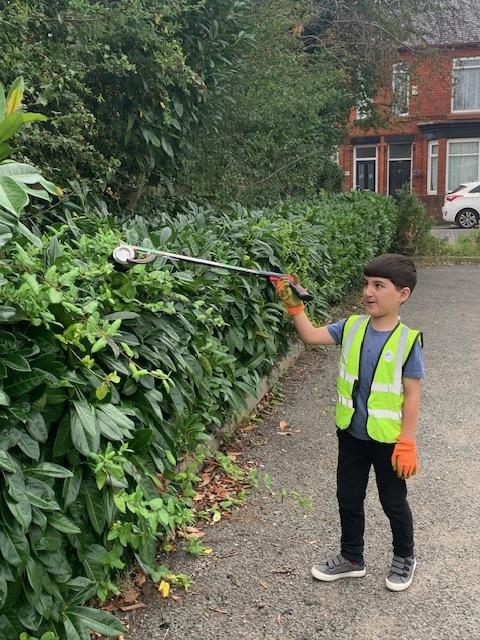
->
<box><xmin>406</xmin><ymin>0</ymin><xmax>480</xmax><ymax>48</ymax></box>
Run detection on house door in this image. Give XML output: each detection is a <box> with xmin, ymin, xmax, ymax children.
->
<box><xmin>356</xmin><ymin>160</ymin><xmax>376</xmax><ymax>191</ymax></box>
<box><xmin>388</xmin><ymin>143</ymin><xmax>412</xmax><ymax>197</ymax></box>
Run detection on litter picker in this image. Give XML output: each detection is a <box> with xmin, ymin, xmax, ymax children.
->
<box><xmin>112</xmin><ymin>244</ymin><xmax>313</xmax><ymax>301</ymax></box>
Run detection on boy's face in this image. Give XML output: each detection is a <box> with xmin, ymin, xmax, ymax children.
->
<box><xmin>363</xmin><ymin>276</ymin><xmax>411</xmax><ymax>318</ymax></box>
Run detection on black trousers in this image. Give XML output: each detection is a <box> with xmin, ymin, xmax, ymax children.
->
<box><xmin>336</xmin><ymin>430</ymin><xmax>414</xmax><ymax>563</ymax></box>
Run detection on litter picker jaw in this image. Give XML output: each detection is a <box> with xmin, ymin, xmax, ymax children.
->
<box><xmin>112</xmin><ymin>244</ymin><xmax>313</xmax><ymax>302</ymax></box>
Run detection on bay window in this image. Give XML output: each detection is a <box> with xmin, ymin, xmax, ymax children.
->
<box><xmin>447</xmin><ymin>140</ymin><xmax>480</xmax><ymax>191</ymax></box>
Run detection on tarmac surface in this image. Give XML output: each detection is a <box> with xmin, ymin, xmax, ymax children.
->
<box><xmin>124</xmin><ymin>265</ymin><xmax>480</xmax><ymax>640</ymax></box>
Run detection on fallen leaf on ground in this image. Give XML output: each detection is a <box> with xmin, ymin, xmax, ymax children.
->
<box><xmin>240</xmin><ymin>423</ymin><xmax>257</xmax><ymax>431</ymax></box>
<box><xmin>120</xmin><ymin>588</ymin><xmax>139</xmax><ymax>605</ymax></box>
<box><xmin>256</xmin><ymin>579</ymin><xmax>269</xmax><ymax>589</ymax></box>
<box><xmin>278</xmin><ymin>420</ymin><xmax>288</xmax><ymax>431</ymax></box>
<box><xmin>199</xmin><ymin>473</ymin><xmax>212</xmax><ymax>487</ymax></box>
<box><xmin>120</xmin><ymin>603</ymin><xmax>147</xmax><ymax>612</ymax></box>
<box><xmin>158</xmin><ymin>581</ymin><xmax>170</xmax><ymax>598</ymax></box>
<box><xmin>208</xmin><ymin>606</ymin><xmax>228</xmax><ymax>614</ymax></box>
<box><xmin>133</xmin><ymin>571</ymin><xmax>146</xmax><ymax>587</ymax></box>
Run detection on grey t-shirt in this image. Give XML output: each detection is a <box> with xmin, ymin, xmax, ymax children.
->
<box><xmin>328</xmin><ymin>318</ymin><xmax>424</xmax><ymax>440</ymax></box>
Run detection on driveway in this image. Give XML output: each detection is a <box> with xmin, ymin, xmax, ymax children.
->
<box><xmin>124</xmin><ymin>265</ymin><xmax>480</xmax><ymax>640</ymax></box>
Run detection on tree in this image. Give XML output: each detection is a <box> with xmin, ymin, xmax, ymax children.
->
<box><xmin>0</xmin><ymin>0</ymin><xmax>252</xmax><ymax>208</ymax></box>
<box><xmin>179</xmin><ymin>0</ymin><xmax>351</xmax><ymax>206</ymax></box>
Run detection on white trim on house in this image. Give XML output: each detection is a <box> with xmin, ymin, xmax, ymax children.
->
<box><xmin>427</xmin><ymin>141</ymin><xmax>439</xmax><ymax>195</ymax></box>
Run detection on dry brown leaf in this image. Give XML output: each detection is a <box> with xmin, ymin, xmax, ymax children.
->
<box><xmin>278</xmin><ymin>420</ymin><xmax>288</xmax><ymax>431</ymax></box>
<box><xmin>240</xmin><ymin>423</ymin><xmax>257</xmax><ymax>431</ymax></box>
<box><xmin>185</xmin><ymin>530</ymin><xmax>205</xmax><ymax>539</ymax></box>
<box><xmin>134</xmin><ymin>572</ymin><xmax>146</xmax><ymax>587</ymax></box>
<box><xmin>208</xmin><ymin>606</ymin><xmax>228</xmax><ymax>614</ymax></box>
<box><xmin>120</xmin><ymin>588</ymin><xmax>139</xmax><ymax>605</ymax></box>
<box><xmin>120</xmin><ymin>603</ymin><xmax>147</xmax><ymax>612</ymax></box>
<box><xmin>256</xmin><ymin>579</ymin><xmax>269</xmax><ymax>590</ymax></box>
<box><xmin>199</xmin><ymin>473</ymin><xmax>212</xmax><ymax>487</ymax></box>
<box><xmin>193</xmin><ymin>493</ymin><xmax>205</xmax><ymax>501</ymax></box>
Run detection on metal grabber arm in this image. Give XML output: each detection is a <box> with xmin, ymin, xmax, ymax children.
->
<box><xmin>112</xmin><ymin>244</ymin><xmax>313</xmax><ymax>302</ymax></box>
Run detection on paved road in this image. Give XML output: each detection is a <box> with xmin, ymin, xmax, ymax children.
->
<box><xmin>125</xmin><ymin>265</ymin><xmax>480</xmax><ymax>640</ymax></box>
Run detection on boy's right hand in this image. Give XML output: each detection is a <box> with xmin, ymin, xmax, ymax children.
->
<box><xmin>274</xmin><ymin>277</ymin><xmax>305</xmax><ymax>316</ymax></box>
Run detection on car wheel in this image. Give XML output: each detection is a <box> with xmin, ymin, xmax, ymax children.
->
<box><xmin>456</xmin><ymin>208</ymin><xmax>479</xmax><ymax>229</ymax></box>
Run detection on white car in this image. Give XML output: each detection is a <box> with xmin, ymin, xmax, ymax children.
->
<box><xmin>442</xmin><ymin>182</ymin><xmax>480</xmax><ymax>229</ymax></box>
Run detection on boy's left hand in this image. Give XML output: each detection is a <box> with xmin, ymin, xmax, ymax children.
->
<box><xmin>391</xmin><ymin>436</ymin><xmax>418</xmax><ymax>479</ymax></box>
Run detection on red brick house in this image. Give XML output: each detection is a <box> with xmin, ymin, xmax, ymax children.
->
<box><xmin>338</xmin><ymin>11</ymin><xmax>480</xmax><ymax>219</ymax></box>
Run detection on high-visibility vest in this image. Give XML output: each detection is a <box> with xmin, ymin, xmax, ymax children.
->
<box><xmin>336</xmin><ymin>314</ymin><xmax>422</xmax><ymax>444</ymax></box>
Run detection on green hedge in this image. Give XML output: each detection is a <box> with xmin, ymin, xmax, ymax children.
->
<box><xmin>0</xmin><ymin>191</ymin><xmax>397</xmax><ymax>639</ymax></box>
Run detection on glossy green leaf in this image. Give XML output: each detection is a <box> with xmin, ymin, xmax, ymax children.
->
<box><xmin>84</xmin><ymin>485</ymin><xmax>105</xmax><ymax>535</ymax></box>
<box><xmin>62</xmin><ymin>466</ymin><xmax>83</xmax><ymax>509</ymax></box>
<box><xmin>69</xmin><ymin>606</ymin><xmax>124</xmax><ymax>636</ymax></box>
<box><xmin>5</xmin><ymin>495</ymin><xmax>32</xmax><ymax>531</ymax></box>
<box><xmin>26</xmin><ymin>412</ymin><xmax>48</xmax><ymax>443</ymax></box>
<box><xmin>28</xmin><ymin>462</ymin><xmax>73</xmax><ymax>479</ymax></box>
<box><xmin>0</xmin><ymin>175</ymin><xmax>27</xmax><ymax>215</ymax></box>
<box><xmin>47</xmin><ymin>512</ymin><xmax>81</xmax><ymax>534</ymax></box>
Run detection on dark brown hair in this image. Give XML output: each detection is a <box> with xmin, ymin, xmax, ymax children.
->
<box><xmin>363</xmin><ymin>253</ymin><xmax>417</xmax><ymax>292</ymax></box>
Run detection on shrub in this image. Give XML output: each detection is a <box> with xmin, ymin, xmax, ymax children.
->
<box><xmin>393</xmin><ymin>188</ymin><xmax>433</xmax><ymax>255</ymax></box>
<box><xmin>0</xmin><ymin>191</ymin><xmax>397</xmax><ymax>639</ymax></box>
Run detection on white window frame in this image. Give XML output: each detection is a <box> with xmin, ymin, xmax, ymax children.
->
<box><xmin>427</xmin><ymin>141</ymin><xmax>439</xmax><ymax>195</ymax></box>
<box><xmin>452</xmin><ymin>57</ymin><xmax>480</xmax><ymax>113</ymax></box>
<box><xmin>392</xmin><ymin>63</ymin><xmax>409</xmax><ymax>117</ymax></box>
<box><xmin>353</xmin><ymin>145</ymin><xmax>378</xmax><ymax>192</ymax></box>
<box><xmin>387</xmin><ymin>143</ymin><xmax>412</xmax><ymax>196</ymax></box>
<box><xmin>446</xmin><ymin>138</ymin><xmax>480</xmax><ymax>192</ymax></box>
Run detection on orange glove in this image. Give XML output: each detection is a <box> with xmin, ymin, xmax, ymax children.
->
<box><xmin>391</xmin><ymin>436</ymin><xmax>418</xmax><ymax>479</ymax></box>
<box><xmin>274</xmin><ymin>277</ymin><xmax>305</xmax><ymax>316</ymax></box>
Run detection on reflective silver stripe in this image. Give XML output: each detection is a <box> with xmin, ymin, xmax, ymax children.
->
<box><xmin>341</xmin><ymin>315</ymin><xmax>368</xmax><ymax>367</ymax></box>
<box><xmin>370</xmin><ymin>382</ymin><xmax>403</xmax><ymax>393</ymax></box>
<box><xmin>337</xmin><ymin>394</ymin><xmax>354</xmax><ymax>409</ymax></box>
<box><xmin>393</xmin><ymin>326</ymin><xmax>410</xmax><ymax>392</ymax></box>
<box><xmin>368</xmin><ymin>408</ymin><xmax>402</xmax><ymax>420</ymax></box>
<box><xmin>338</xmin><ymin>365</ymin><xmax>357</xmax><ymax>384</ymax></box>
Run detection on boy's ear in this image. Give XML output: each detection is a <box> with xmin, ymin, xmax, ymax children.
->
<box><xmin>399</xmin><ymin>286</ymin><xmax>411</xmax><ymax>303</ymax></box>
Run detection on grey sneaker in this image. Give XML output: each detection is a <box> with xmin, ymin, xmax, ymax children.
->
<box><xmin>385</xmin><ymin>555</ymin><xmax>417</xmax><ymax>592</ymax></box>
<box><xmin>311</xmin><ymin>553</ymin><xmax>366</xmax><ymax>581</ymax></box>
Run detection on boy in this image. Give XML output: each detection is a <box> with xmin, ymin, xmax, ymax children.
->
<box><xmin>275</xmin><ymin>254</ymin><xmax>424</xmax><ymax>592</ymax></box>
